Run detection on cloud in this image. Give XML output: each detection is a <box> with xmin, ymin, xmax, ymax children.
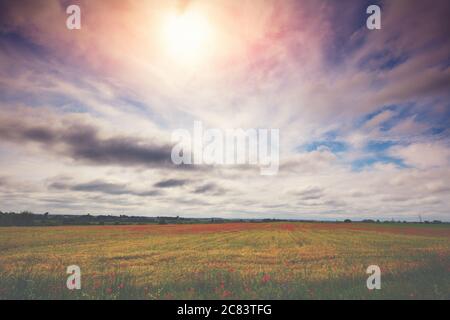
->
<box><xmin>0</xmin><ymin>114</ymin><xmax>174</xmax><ymax>168</ymax></box>
<box><xmin>65</xmin><ymin>131</ymin><xmax>171</xmax><ymax>167</ymax></box>
<box><xmin>293</xmin><ymin>187</ymin><xmax>324</xmax><ymax>200</ymax></box>
<box><xmin>154</xmin><ymin>179</ymin><xmax>190</xmax><ymax>188</ymax></box>
<box><xmin>364</xmin><ymin>110</ymin><xmax>395</xmax><ymax>129</ymax></box>
<box><xmin>424</xmin><ymin>181</ymin><xmax>450</xmax><ymax>194</ymax></box>
<box><xmin>49</xmin><ymin>179</ymin><xmax>161</xmax><ymax>197</ymax></box>
<box><xmin>280</xmin><ymin>149</ymin><xmax>337</xmax><ymax>173</ymax></box>
<box><xmin>388</xmin><ymin>116</ymin><xmax>429</xmax><ymax>136</ymax></box>
<box><xmin>193</xmin><ymin>183</ymin><xmax>227</xmax><ymax>195</ymax></box>
<box><xmin>389</xmin><ymin>143</ymin><xmax>450</xmax><ymax>169</ymax></box>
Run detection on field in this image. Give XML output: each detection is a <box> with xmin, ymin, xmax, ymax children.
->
<box><xmin>0</xmin><ymin>222</ymin><xmax>449</xmax><ymax>299</ymax></box>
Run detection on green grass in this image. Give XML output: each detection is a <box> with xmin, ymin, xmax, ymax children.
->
<box><xmin>0</xmin><ymin>222</ymin><xmax>449</xmax><ymax>299</ymax></box>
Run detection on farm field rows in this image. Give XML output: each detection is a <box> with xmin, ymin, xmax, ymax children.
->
<box><xmin>0</xmin><ymin>222</ymin><xmax>449</xmax><ymax>299</ymax></box>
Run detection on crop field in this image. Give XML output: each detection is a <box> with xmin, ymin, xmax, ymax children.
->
<box><xmin>0</xmin><ymin>222</ymin><xmax>449</xmax><ymax>299</ymax></box>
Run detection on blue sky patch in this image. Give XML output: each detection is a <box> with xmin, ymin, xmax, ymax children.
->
<box><xmin>351</xmin><ymin>155</ymin><xmax>405</xmax><ymax>171</ymax></box>
<box><xmin>300</xmin><ymin>140</ymin><xmax>347</xmax><ymax>153</ymax></box>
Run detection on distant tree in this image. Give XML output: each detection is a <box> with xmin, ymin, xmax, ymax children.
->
<box><xmin>158</xmin><ymin>218</ymin><xmax>167</xmax><ymax>225</ymax></box>
<box><xmin>344</xmin><ymin>219</ymin><xmax>352</xmax><ymax>223</ymax></box>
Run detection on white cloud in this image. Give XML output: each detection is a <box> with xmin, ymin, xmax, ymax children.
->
<box><xmin>390</xmin><ymin>143</ymin><xmax>450</xmax><ymax>169</ymax></box>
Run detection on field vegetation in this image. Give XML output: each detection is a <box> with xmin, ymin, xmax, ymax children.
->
<box><xmin>0</xmin><ymin>222</ymin><xmax>449</xmax><ymax>299</ymax></box>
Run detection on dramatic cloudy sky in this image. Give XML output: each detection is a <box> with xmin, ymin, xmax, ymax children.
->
<box><xmin>0</xmin><ymin>0</ymin><xmax>449</xmax><ymax>221</ymax></box>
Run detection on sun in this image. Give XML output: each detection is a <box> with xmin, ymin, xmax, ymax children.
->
<box><xmin>162</xmin><ymin>10</ymin><xmax>212</xmax><ymax>64</ymax></box>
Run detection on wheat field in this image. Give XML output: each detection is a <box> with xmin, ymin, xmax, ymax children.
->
<box><xmin>0</xmin><ymin>222</ymin><xmax>449</xmax><ymax>299</ymax></box>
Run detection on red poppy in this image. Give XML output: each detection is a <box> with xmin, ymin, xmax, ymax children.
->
<box><xmin>222</xmin><ymin>290</ymin><xmax>232</xmax><ymax>298</ymax></box>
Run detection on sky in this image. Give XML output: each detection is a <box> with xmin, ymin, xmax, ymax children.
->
<box><xmin>0</xmin><ymin>0</ymin><xmax>449</xmax><ymax>221</ymax></box>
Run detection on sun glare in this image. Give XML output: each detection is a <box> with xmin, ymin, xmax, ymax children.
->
<box><xmin>163</xmin><ymin>10</ymin><xmax>212</xmax><ymax>64</ymax></box>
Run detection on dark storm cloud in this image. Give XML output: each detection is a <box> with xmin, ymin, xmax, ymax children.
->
<box><xmin>193</xmin><ymin>183</ymin><xmax>227</xmax><ymax>195</ymax></box>
<box><xmin>154</xmin><ymin>179</ymin><xmax>190</xmax><ymax>188</ymax></box>
<box><xmin>49</xmin><ymin>179</ymin><xmax>161</xmax><ymax>197</ymax></box>
<box><xmin>0</xmin><ymin>116</ymin><xmax>174</xmax><ymax>168</ymax></box>
<box><xmin>62</xmin><ymin>126</ymin><xmax>171</xmax><ymax>167</ymax></box>
<box><xmin>71</xmin><ymin>181</ymin><xmax>129</xmax><ymax>195</ymax></box>
<box><xmin>0</xmin><ymin>118</ymin><xmax>55</xmax><ymax>144</ymax></box>
<box><xmin>22</xmin><ymin>127</ymin><xmax>56</xmax><ymax>143</ymax></box>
